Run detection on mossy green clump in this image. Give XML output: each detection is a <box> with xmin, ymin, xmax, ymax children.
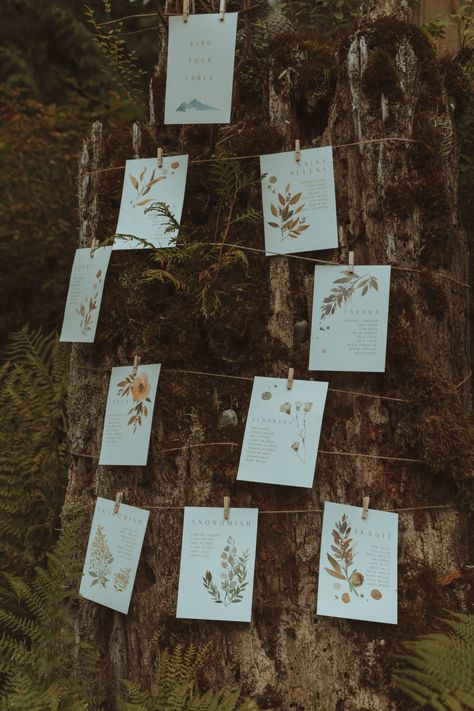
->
<box><xmin>361</xmin><ymin>48</ymin><xmax>403</xmax><ymax>105</ymax></box>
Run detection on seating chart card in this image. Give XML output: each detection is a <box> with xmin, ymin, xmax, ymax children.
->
<box><xmin>176</xmin><ymin>507</ymin><xmax>258</xmax><ymax>622</ymax></box>
<box><xmin>317</xmin><ymin>502</ymin><xmax>398</xmax><ymax>624</ymax></box>
<box><xmin>99</xmin><ymin>363</ymin><xmax>161</xmax><ymax>467</ymax></box>
<box><xmin>79</xmin><ymin>497</ymin><xmax>149</xmax><ymax>614</ymax></box>
<box><xmin>237</xmin><ymin>376</ymin><xmax>328</xmax><ymax>488</ymax></box>
<box><xmin>60</xmin><ymin>246</ymin><xmax>112</xmax><ymax>343</ymax></box>
<box><xmin>309</xmin><ymin>265</ymin><xmax>391</xmax><ymax>372</ymax></box>
<box><xmin>260</xmin><ymin>146</ymin><xmax>338</xmax><ymax>255</ymax></box>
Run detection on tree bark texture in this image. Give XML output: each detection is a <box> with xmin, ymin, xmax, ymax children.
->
<box><xmin>63</xmin><ymin>2</ymin><xmax>473</xmax><ymax>709</ymax></box>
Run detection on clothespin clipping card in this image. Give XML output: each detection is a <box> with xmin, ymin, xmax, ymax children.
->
<box><xmin>90</xmin><ymin>238</ymin><xmax>99</xmax><ymax>253</ymax></box>
<box><xmin>113</xmin><ymin>491</ymin><xmax>123</xmax><ymax>515</ymax></box>
<box><xmin>348</xmin><ymin>250</ymin><xmax>355</xmax><ymax>274</ymax></box>
<box><xmin>361</xmin><ymin>496</ymin><xmax>370</xmax><ymax>519</ymax></box>
<box><xmin>183</xmin><ymin>0</ymin><xmax>190</xmax><ymax>22</ymax></box>
<box><xmin>224</xmin><ymin>496</ymin><xmax>230</xmax><ymax>520</ymax></box>
<box><xmin>287</xmin><ymin>367</ymin><xmax>294</xmax><ymax>391</ymax></box>
<box><xmin>219</xmin><ymin>0</ymin><xmax>226</xmax><ymax>21</ymax></box>
<box><xmin>157</xmin><ymin>147</ymin><xmax>163</xmax><ymax>169</ymax></box>
<box><xmin>295</xmin><ymin>139</ymin><xmax>301</xmax><ymax>163</ymax></box>
<box><xmin>132</xmin><ymin>355</ymin><xmax>141</xmax><ymax>377</ymax></box>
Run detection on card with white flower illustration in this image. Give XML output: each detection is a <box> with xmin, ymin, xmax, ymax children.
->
<box><xmin>164</xmin><ymin>13</ymin><xmax>238</xmax><ymax>125</ymax></box>
<box><xmin>114</xmin><ymin>156</ymin><xmax>188</xmax><ymax>249</ymax></box>
<box><xmin>60</xmin><ymin>246</ymin><xmax>112</xmax><ymax>343</ymax></box>
<box><xmin>79</xmin><ymin>497</ymin><xmax>149</xmax><ymax>614</ymax></box>
<box><xmin>237</xmin><ymin>376</ymin><xmax>328</xmax><ymax>488</ymax></box>
<box><xmin>99</xmin><ymin>364</ymin><xmax>161</xmax><ymax>466</ymax></box>
<box><xmin>176</xmin><ymin>506</ymin><xmax>258</xmax><ymax>622</ymax></box>
<box><xmin>317</xmin><ymin>502</ymin><xmax>398</xmax><ymax>624</ymax></box>
<box><xmin>260</xmin><ymin>146</ymin><xmax>338</xmax><ymax>256</ymax></box>
<box><xmin>309</xmin><ymin>265</ymin><xmax>391</xmax><ymax>372</ymax></box>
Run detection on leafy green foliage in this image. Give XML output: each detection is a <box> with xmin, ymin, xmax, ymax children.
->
<box><xmin>277</xmin><ymin>0</ymin><xmax>359</xmax><ymax>34</ymax></box>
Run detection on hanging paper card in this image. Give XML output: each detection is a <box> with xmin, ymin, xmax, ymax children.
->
<box><xmin>60</xmin><ymin>246</ymin><xmax>112</xmax><ymax>342</ymax></box>
<box><xmin>114</xmin><ymin>156</ymin><xmax>188</xmax><ymax>249</ymax></box>
<box><xmin>317</xmin><ymin>502</ymin><xmax>398</xmax><ymax>624</ymax></box>
<box><xmin>237</xmin><ymin>376</ymin><xmax>328</xmax><ymax>488</ymax></box>
<box><xmin>260</xmin><ymin>146</ymin><xmax>338</xmax><ymax>255</ymax></box>
<box><xmin>79</xmin><ymin>497</ymin><xmax>149</xmax><ymax>614</ymax></box>
<box><xmin>309</xmin><ymin>265</ymin><xmax>391</xmax><ymax>372</ymax></box>
<box><xmin>99</xmin><ymin>364</ymin><xmax>161</xmax><ymax>466</ymax></box>
<box><xmin>164</xmin><ymin>13</ymin><xmax>238</xmax><ymax>125</ymax></box>
<box><xmin>176</xmin><ymin>507</ymin><xmax>258</xmax><ymax>622</ymax></box>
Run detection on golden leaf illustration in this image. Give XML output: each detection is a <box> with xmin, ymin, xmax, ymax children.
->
<box><xmin>278</xmin><ymin>193</ymin><xmax>285</xmax><ymax>206</ymax></box>
<box><xmin>289</xmin><ymin>192</ymin><xmax>302</xmax><ymax>205</ymax></box>
<box><xmin>139</xmin><ymin>167</ymin><xmax>146</xmax><ymax>182</ymax></box>
<box><xmin>129</xmin><ymin>174</ymin><xmax>139</xmax><ymax>190</ymax></box>
<box><xmin>136</xmin><ymin>199</ymin><xmax>152</xmax><ymax>206</ymax></box>
<box><xmin>325</xmin><ymin>568</ymin><xmax>346</xmax><ymax>581</ymax></box>
<box><xmin>270</xmin><ymin>203</ymin><xmax>279</xmax><ymax>217</ymax></box>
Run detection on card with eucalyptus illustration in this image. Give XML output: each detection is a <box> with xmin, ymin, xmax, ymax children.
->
<box><xmin>99</xmin><ymin>363</ymin><xmax>161</xmax><ymax>466</ymax></box>
<box><xmin>176</xmin><ymin>507</ymin><xmax>258</xmax><ymax>622</ymax></box>
<box><xmin>260</xmin><ymin>146</ymin><xmax>338</xmax><ymax>256</ymax></box>
<box><xmin>309</xmin><ymin>265</ymin><xmax>391</xmax><ymax>372</ymax></box>
<box><xmin>79</xmin><ymin>497</ymin><xmax>149</xmax><ymax>614</ymax></box>
<box><xmin>317</xmin><ymin>502</ymin><xmax>398</xmax><ymax>624</ymax></box>
<box><xmin>237</xmin><ymin>376</ymin><xmax>328</xmax><ymax>488</ymax></box>
<box><xmin>114</xmin><ymin>155</ymin><xmax>188</xmax><ymax>249</ymax></box>
<box><xmin>60</xmin><ymin>246</ymin><xmax>112</xmax><ymax>343</ymax></box>
<box><xmin>164</xmin><ymin>13</ymin><xmax>238</xmax><ymax>125</ymax></box>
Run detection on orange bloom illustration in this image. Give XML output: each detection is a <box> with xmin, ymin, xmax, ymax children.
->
<box><xmin>131</xmin><ymin>373</ymin><xmax>151</xmax><ymax>402</ymax></box>
<box><xmin>116</xmin><ymin>370</ymin><xmax>153</xmax><ymax>433</ymax></box>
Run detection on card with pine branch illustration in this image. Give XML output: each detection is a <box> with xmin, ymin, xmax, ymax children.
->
<box><xmin>79</xmin><ymin>497</ymin><xmax>149</xmax><ymax>614</ymax></box>
<box><xmin>99</xmin><ymin>363</ymin><xmax>161</xmax><ymax>466</ymax></box>
<box><xmin>260</xmin><ymin>146</ymin><xmax>339</xmax><ymax>256</ymax></box>
<box><xmin>164</xmin><ymin>13</ymin><xmax>238</xmax><ymax>125</ymax></box>
<box><xmin>309</xmin><ymin>265</ymin><xmax>391</xmax><ymax>372</ymax></box>
<box><xmin>60</xmin><ymin>246</ymin><xmax>112</xmax><ymax>343</ymax></box>
<box><xmin>176</xmin><ymin>507</ymin><xmax>258</xmax><ymax>622</ymax></box>
<box><xmin>237</xmin><ymin>376</ymin><xmax>328</xmax><ymax>488</ymax></box>
<box><xmin>114</xmin><ymin>155</ymin><xmax>188</xmax><ymax>249</ymax></box>
<box><xmin>317</xmin><ymin>502</ymin><xmax>398</xmax><ymax>624</ymax></box>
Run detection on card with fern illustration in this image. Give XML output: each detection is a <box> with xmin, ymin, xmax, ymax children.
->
<box><xmin>114</xmin><ymin>155</ymin><xmax>188</xmax><ymax>250</ymax></box>
<box><xmin>80</xmin><ymin>497</ymin><xmax>150</xmax><ymax>614</ymax></box>
<box><xmin>60</xmin><ymin>246</ymin><xmax>112</xmax><ymax>343</ymax></box>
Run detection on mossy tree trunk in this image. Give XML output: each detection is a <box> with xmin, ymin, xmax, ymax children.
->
<box><xmin>63</xmin><ymin>1</ymin><xmax>473</xmax><ymax>709</ymax></box>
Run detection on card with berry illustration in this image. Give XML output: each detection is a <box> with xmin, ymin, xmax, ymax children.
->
<box><xmin>60</xmin><ymin>246</ymin><xmax>112</xmax><ymax>343</ymax></box>
<box><xmin>99</xmin><ymin>363</ymin><xmax>161</xmax><ymax>466</ymax></box>
<box><xmin>176</xmin><ymin>507</ymin><xmax>258</xmax><ymax>622</ymax></box>
<box><xmin>309</xmin><ymin>265</ymin><xmax>391</xmax><ymax>372</ymax></box>
<box><xmin>317</xmin><ymin>502</ymin><xmax>398</xmax><ymax>624</ymax></box>
<box><xmin>237</xmin><ymin>376</ymin><xmax>328</xmax><ymax>488</ymax></box>
<box><xmin>114</xmin><ymin>155</ymin><xmax>188</xmax><ymax>249</ymax></box>
<box><xmin>260</xmin><ymin>146</ymin><xmax>338</xmax><ymax>256</ymax></box>
<box><xmin>79</xmin><ymin>497</ymin><xmax>149</xmax><ymax>614</ymax></box>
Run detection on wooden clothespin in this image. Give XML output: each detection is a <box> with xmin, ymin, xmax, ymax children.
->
<box><xmin>295</xmin><ymin>139</ymin><xmax>301</xmax><ymax>163</ymax></box>
<box><xmin>361</xmin><ymin>496</ymin><xmax>370</xmax><ymax>519</ymax></box>
<box><xmin>219</xmin><ymin>0</ymin><xmax>226</xmax><ymax>21</ymax></box>
<box><xmin>90</xmin><ymin>238</ymin><xmax>99</xmax><ymax>251</ymax></box>
<box><xmin>223</xmin><ymin>496</ymin><xmax>230</xmax><ymax>520</ymax></box>
<box><xmin>183</xmin><ymin>0</ymin><xmax>190</xmax><ymax>22</ymax></box>
<box><xmin>157</xmin><ymin>147</ymin><xmax>163</xmax><ymax>169</ymax></box>
<box><xmin>287</xmin><ymin>367</ymin><xmax>294</xmax><ymax>390</ymax></box>
<box><xmin>113</xmin><ymin>491</ymin><xmax>123</xmax><ymax>515</ymax></box>
<box><xmin>132</xmin><ymin>355</ymin><xmax>141</xmax><ymax>377</ymax></box>
<box><xmin>348</xmin><ymin>250</ymin><xmax>354</xmax><ymax>274</ymax></box>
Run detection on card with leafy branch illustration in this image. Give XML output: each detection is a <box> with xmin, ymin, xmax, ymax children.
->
<box><xmin>260</xmin><ymin>146</ymin><xmax>338</xmax><ymax>256</ymax></box>
<box><xmin>176</xmin><ymin>507</ymin><xmax>258</xmax><ymax>622</ymax></box>
<box><xmin>60</xmin><ymin>246</ymin><xmax>112</xmax><ymax>343</ymax></box>
<box><xmin>309</xmin><ymin>265</ymin><xmax>391</xmax><ymax>373</ymax></box>
<box><xmin>80</xmin><ymin>497</ymin><xmax>150</xmax><ymax>614</ymax></box>
<box><xmin>114</xmin><ymin>155</ymin><xmax>188</xmax><ymax>250</ymax></box>
<box><xmin>317</xmin><ymin>502</ymin><xmax>398</xmax><ymax>624</ymax></box>
<box><xmin>237</xmin><ymin>376</ymin><xmax>328</xmax><ymax>488</ymax></box>
<box><xmin>99</xmin><ymin>364</ymin><xmax>161</xmax><ymax>466</ymax></box>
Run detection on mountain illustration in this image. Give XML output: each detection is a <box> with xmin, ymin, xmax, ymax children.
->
<box><xmin>176</xmin><ymin>98</ymin><xmax>219</xmax><ymax>112</ymax></box>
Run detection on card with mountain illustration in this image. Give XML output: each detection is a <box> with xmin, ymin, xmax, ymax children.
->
<box><xmin>237</xmin><ymin>376</ymin><xmax>328</xmax><ymax>488</ymax></box>
<box><xmin>164</xmin><ymin>13</ymin><xmax>238</xmax><ymax>125</ymax></box>
<box><xmin>176</xmin><ymin>507</ymin><xmax>258</xmax><ymax>622</ymax></box>
<box><xmin>309</xmin><ymin>265</ymin><xmax>391</xmax><ymax>372</ymax></box>
<box><xmin>99</xmin><ymin>363</ymin><xmax>161</xmax><ymax>466</ymax></box>
<box><xmin>260</xmin><ymin>146</ymin><xmax>338</xmax><ymax>255</ymax></box>
<box><xmin>114</xmin><ymin>156</ymin><xmax>188</xmax><ymax>249</ymax></box>
<box><xmin>79</xmin><ymin>497</ymin><xmax>149</xmax><ymax>614</ymax></box>
<box><xmin>317</xmin><ymin>502</ymin><xmax>398</xmax><ymax>624</ymax></box>
<box><xmin>60</xmin><ymin>246</ymin><xmax>112</xmax><ymax>343</ymax></box>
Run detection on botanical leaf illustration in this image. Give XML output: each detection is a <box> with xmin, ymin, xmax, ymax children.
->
<box><xmin>278</xmin><ymin>400</ymin><xmax>313</xmax><ymax>463</ymax></box>
<box><xmin>202</xmin><ymin>535</ymin><xmax>249</xmax><ymax>607</ymax></box>
<box><xmin>129</xmin><ymin>164</ymin><xmax>174</xmax><ymax>209</ymax></box>
<box><xmin>266</xmin><ymin>177</ymin><xmax>309</xmax><ymax>241</ymax></box>
<box><xmin>117</xmin><ymin>370</ymin><xmax>152</xmax><ymax>433</ymax></box>
<box><xmin>74</xmin><ymin>268</ymin><xmax>103</xmax><ymax>336</ymax></box>
<box><xmin>320</xmin><ymin>270</ymin><xmax>379</xmax><ymax>320</ymax></box>
<box><xmin>113</xmin><ymin>567</ymin><xmax>131</xmax><ymax>592</ymax></box>
<box><xmin>89</xmin><ymin>525</ymin><xmax>113</xmax><ymax>588</ymax></box>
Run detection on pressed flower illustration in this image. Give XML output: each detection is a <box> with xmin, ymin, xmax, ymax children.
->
<box><xmin>89</xmin><ymin>525</ymin><xmax>114</xmax><ymax>588</ymax></box>
<box><xmin>113</xmin><ymin>567</ymin><xmax>131</xmax><ymax>592</ymax></box>
<box><xmin>75</xmin><ymin>269</ymin><xmax>103</xmax><ymax>336</ymax></box>
<box><xmin>320</xmin><ymin>269</ymin><xmax>379</xmax><ymax>320</ymax></box>
<box><xmin>202</xmin><ymin>535</ymin><xmax>249</xmax><ymax>606</ymax></box>
<box><xmin>116</xmin><ymin>371</ymin><xmax>152</xmax><ymax>433</ymax></box>
<box><xmin>266</xmin><ymin>177</ymin><xmax>310</xmax><ymax>241</ymax></box>
<box><xmin>129</xmin><ymin>165</ymin><xmax>173</xmax><ymax>209</ymax></box>
<box><xmin>279</xmin><ymin>400</ymin><xmax>313</xmax><ymax>463</ymax></box>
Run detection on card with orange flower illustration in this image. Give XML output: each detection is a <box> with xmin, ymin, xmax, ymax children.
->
<box><xmin>79</xmin><ymin>497</ymin><xmax>149</xmax><ymax>614</ymax></box>
<box><xmin>99</xmin><ymin>363</ymin><xmax>161</xmax><ymax>466</ymax></box>
<box><xmin>60</xmin><ymin>246</ymin><xmax>112</xmax><ymax>343</ymax></box>
<box><xmin>317</xmin><ymin>502</ymin><xmax>398</xmax><ymax>624</ymax></box>
<box><xmin>114</xmin><ymin>155</ymin><xmax>188</xmax><ymax>250</ymax></box>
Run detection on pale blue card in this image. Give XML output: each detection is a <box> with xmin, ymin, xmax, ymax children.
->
<box><xmin>176</xmin><ymin>507</ymin><xmax>258</xmax><ymax>622</ymax></box>
<box><xmin>260</xmin><ymin>146</ymin><xmax>338</xmax><ymax>255</ymax></box>
<box><xmin>79</xmin><ymin>497</ymin><xmax>149</xmax><ymax>614</ymax></box>
<box><xmin>237</xmin><ymin>376</ymin><xmax>328</xmax><ymax>488</ymax></box>
<box><xmin>60</xmin><ymin>246</ymin><xmax>112</xmax><ymax>343</ymax></box>
<box><xmin>164</xmin><ymin>13</ymin><xmax>238</xmax><ymax>125</ymax></box>
<box><xmin>309</xmin><ymin>265</ymin><xmax>391</xmax><ymax>372</ymax></box>
<box><xmin>317</xmin><ymin>502</ymin><xmax>398</xmax><ymax>624</ymax></box>
<box><xmin>99</xmin><ymin>364</ymin><xmax>161</xmax><ymax>466</ymax></box>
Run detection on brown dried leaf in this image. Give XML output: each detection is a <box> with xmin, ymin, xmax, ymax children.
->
<box><xmin>289</xmin><ymin>192</ymin><xmax>302</xmax><ymax>205</ymax></box>
<box><xmin>278</xmin><ymin>193</ymin><xmax>285</xmax><ymax>206</ymax></box>
<box><xmin>129</xmin><ymin>174</ymin><xmax>139</xmax><ymax>190</ymax></box>
<box><xmin>325</xmin><ymin>568</ymin><xmax>346</xmax><ymax>581</ymax></box>
<box><xmin>270</xmin><ymin>204</ymin><xmax>279</xmax><ymax>217</ymax></box>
